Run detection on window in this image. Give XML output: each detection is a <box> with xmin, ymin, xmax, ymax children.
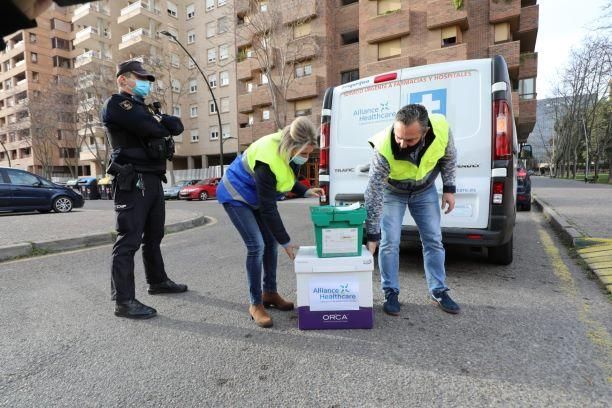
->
<box><xmin>59</xmin><ymin>148</ymin><xmax>76</xmax><ymax>158</ymax></box>
<box><xmin>208</xmin><ymin>48</ymin><xmax>217</xmax><ymax>63</ymax></box>
<box><xmin>188</xmin><ymin>58</ymin><xmax>195</xmax><ymax>69</ymax></box>
<box><xmin>377</xmin><ymin>0</ymin><xmax>401</xmax><ymax>15</ymax></box>
<box><xmin>295</xmin><ymin>99</ymin><xmax>312</xmax><ymax>117</ymax></box>
<box><xmin>171</xmin><ymin>53</ymin><xmax>180</xmax><ymax>67</ymax></box>
<box><xmin>190</xmin><ymin>105</ymin><xmax>198</xmax><ymax>117</ymax></box>
<box><xmin>189</xmin><ymin>79</ymin><xmax>197</xmax><ymax>93</ymax></box>
<box><xmin>52</xmin><ymin>37</ymin><xmax>71</xmax><ymax>50</ymax></box>
<box><xmin>220</xmin><ymin>97</ymin><xmax>230</xmax><ymax>113</ymax></box>
<box><xmin>171</xmin><ymin>79</ymin><xmax>181</xmax><ymax>92</ymax></box>
<box><xmin>519</xmin><ymin>78</ymin><xmax>536</xmax><ymax>100</ymax></box>
<box><xmin>246</xmin><ymin>81</ymin><xmax>253</xmax><ymax>93</ymax></box>
<box><xmin>31</xmin><ymin>71</ymin><xmax>39</xmax><ymax>83</ymax></box>
<box><xmin>494</xmin><ymin>22</ymin><xmax>510</xmax><ymax>44</ymax></box>
<box><xmin>209</xmin><ymin>126</ymin><xmax>219</xmax><ymax>140</ymax></box>
<box><xmin>293</xmin><ymin>21</ymin><xmax>311</xmax><ymax>39</ymax></box>
<box><xmin>260</xmin><ymin>72</ymin><xmax>269</xmax><ymax>85</ymax></box>
<box><xmin>222</xmin><ymin>124</ymin><xmax>230</xmax><ymax>139</ymax></box>
<box><xmin>190</xmin><ymin>129</ymin><xmax>199</xmax><ymax>143</ymax></box>
<box><xmin>187</xmin><ymin>30</ymin><xmax>196</xmax><ymax>44</ymax></box>
<box><xmin>209</xmin><ymin>74</ymin><xmax>217</xmax><ymax>88</ymax></box>
<box><xmin>173</xmin><ymin>105</ymin><xmax>181</xmax><ymax>117</ymax></box>
<box><xmin>341</xmin><ymin>69</ymin><xmax>359</xmax><ymax>84</ymax></box>
<box><xmin>219</xmin><ymin>44</ymin><xmax>229</xmax><ymax>60</ymax></box>
<box><xmin>167</xmin><ymin>28</ymin><xmax>178</xmax><ymax>42</ymax></box>
<box><xmin>341</xmin><ymin>0</ymin><xmax>358</xmax><ymax>5</ymax></box>
<box><xmin>53</xmin><ymin>56</ymin><xmax>71</xmax><ymax>68</ymax></box>
<box><xmin>441</xmin><ymin>26</ymin><xmax>461</xmax><ymax>47</ymax></box>
<box><xmin>248</xmin><ymin>113</ymin><xmax>254</xmax><ymax>126</ymax></box>
<box><xmin>186</xmin><ymin>3</ymin><xmax>195</xmax><ymax>19</ymax></box>
<box><xmin>30</xmin><ymin>52</ymin><xmax>38</xmax><ymax>63</ymax></box>
<box><xmin>295</xmin><ymin>63</ymin><xmax>312</xmax><ymax>78</ymax></box>
<box><xmin>341</xmin><ymin>30</ymin><xmax>359</xmax><ymax>45</ymax></box>
<box><xmin>378</xmin><ymin>38</ymin><xmax>401</xmax><ymax>60</ymax></box>
<box><xmin>218</xmin><ymin>16</ymin><xmax>229</xmax><ymax>33</ymax></box>
<box><xmin>167</xmin><ymin>1</ymin><xmax>178</xmax><ymax>17</ymax></box>
<box><xmin>206</xmin><ymin>0</ymin><xmax>215</xmax><ymax>11</ymax></box>
<box><xmin>262</xmin><ymin>109</ymin><xmax>270</xmax><ymax>121</ymax></box>
<box><xmin>209</xmin><ymin>100</ymin><xmax>217</xmax><ymax>114</ymax></box>
<box><xmin>220</xmin><ymin>71</ymin><xmax>229</xmax><ymax>86</ymax></box>
<box><xmin>218</xmin><ymin>0</ymin><xmax>227</xmax><ymax>5</ymax></box>
<box><xmin>206</xmin><ymin>21</ymin><xmax>216</xmax><ymax>38</ymax></box>
<box><xmin>29</xmin><ymin>33</ymin><xmax>36</xmax><ymax>43</ymax></box>
<box><xmin>259</xmin><ymin>1</ymin><xmax>268</xmax><ymax>12</ymax></box>
<box><xmin>7</xmin><ymin>169</ymin><xmax>38</xmax><ymax>186</ymax></box>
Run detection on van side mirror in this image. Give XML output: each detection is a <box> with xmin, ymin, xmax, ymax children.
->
<box><xmin>519</xmin><ymin>144</ymin><xmax>533</xmax><ymax>160</ymax></box>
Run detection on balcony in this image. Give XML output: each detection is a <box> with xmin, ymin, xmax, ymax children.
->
<box><xmin>427</xmin><ymin>0</ymin><xmax>469</xmax><ymax>30</ymax></box>
<box><xmin>361</xmin><ymin>56</ymin><xmax>413</xmax><ymax>78</ymax></box>
<box><xmin>518</xmin><ymin>4</ymin><xmax>539</xmax><ymax>52</ymax></box>
<box><xmin>489</xmin><ymin>40</ymin><xmax>520</xmax><ymax>71</ymax></box>
<box><xmin>79</xmin><ymin>143</ymin><xmax>107</xmax><ymax>161</ymax></box>
<box><xmin>236</xmin><ymin>24</ymin><xmax>254</xmax><ymax>48</ymax></box>
<box><xmin>118</xmin><ymin>28</ymin><xmax>160</xmax><ymax>52</ymax></box>
<box><xmin>72</xmin><ymin>2</ymin><xmax>110</xmax><ymax>26</ymax></box>
<box><xmin>519</xmin><ymin>52</ymin><xmax>537</xmax><ymax>79</ymax></box>
<box><xmin>237</xmin><ymin>58</ymin><xmax>258</xmax><ymax>80</ymax></box>
<box><xmin>286</xmin><ymin>75</ymin><xmax>320</xmax><ymax>102</ymax></box>
<box><xmin>78</xmin><ymin>122</ymin><xmax>105</xmax><ymax>137</ymax></box>
<box><xmin>117</xmin><ymin>1</ymin><xmax>162</xmax><ymax>26</ymax></box>
<box><xmin>489</xmin><ymin>0</ymin><xmax>520</xmax><ymax>24</ymax></box>
<box><xmin>282</xmin><ymin>0</ymin><xmax>317</xmax><ymax>24</ymax></box>
<box><xmin>74</xmin><ymin>26</ymin><xmax>109</xmax><ymax>49</ymax></box>
<box><xmin>239</xmin><ymin>121</ymin><xmax>277</xmax><ymax>146</ymax></box>
<box><xmin>237</xmin><ymin>86</ymin><xmax>272</xmax><ymax>113</ymax></box>
<box><xmin>235</xmin><ymin>0</ymin><xmax>251</xmax><ymax>15</ymax></box>
<box><xmin>287</xmin><ymin>35</ymin><xmax>320</xmax><ymax>61</ymax></box>
<box><xmin>75</xmin><ymin>50</ymin><xmax>113</xmax><ymax>69</ymax></box>
<box><xmin>364</xmin><ymin>9</ymin><xmax>410</xmax><ymax>43</ymax></box>
<box><xmin>426</xmin><ymin>43</ymin><xmax>468</xmax><ymax>65</ymax></box>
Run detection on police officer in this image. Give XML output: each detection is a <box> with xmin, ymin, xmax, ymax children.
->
<box><xmin>101</xmin><ymin>60</ymin><xmax>187</xmax><ymax>319</ymax></box>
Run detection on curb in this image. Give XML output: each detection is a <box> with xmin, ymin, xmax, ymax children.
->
<box><xmin>533</xmin><ymin>195</ymin><xmax>611</xmax><ymax>293</ymax></box>
<box><xmin>0</xmin><ymin>215</ymin><xmax>211</xmax><ymax>263</ymax></box>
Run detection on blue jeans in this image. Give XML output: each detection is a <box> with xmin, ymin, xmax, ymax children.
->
<box><xmin>223</xmin><ymin>203</ymin><xmax>278</xmax><ymax>304</ymax></box>
<box><xmin>379</xmin><ymin>184</ymin><xmax>448</xmax><ymax>295</ymax></box>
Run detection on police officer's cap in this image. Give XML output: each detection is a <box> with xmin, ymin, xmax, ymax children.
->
<box><xmin>116</xmin><ymin>60</ymin><xmax>155</xmax><ymax>82</ymax></box>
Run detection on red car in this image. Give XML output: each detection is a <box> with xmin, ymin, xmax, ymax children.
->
<box><xmin>179</xmin><ymin>177</ymin><xmax>221</xmax><ymax>201</ymax></box>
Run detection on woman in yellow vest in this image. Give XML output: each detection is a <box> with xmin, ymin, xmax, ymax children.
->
<box><xmin>365</xmin><ymin>104</ymin><xmax>461</xmax><ymax>316</ymax></box>
<box><xmin>217</xmin><ymin>117</ymin><xmax>323</xmax><ymax>327</ymax></box>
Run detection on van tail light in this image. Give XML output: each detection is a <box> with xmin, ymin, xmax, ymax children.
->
<box><xmin>373</xmin><ymin>72</ymin><xmax>397</xmax><ymax>83</ymax></box>
<box><xmin>319</xmin><ymin>122</ymin><xmax>330</xmax><ymax>172</ymax></box>
<box><xmin>492</xmin><ymin>181</ymin><xmax>504</xmax><ymax>204</ymax></box>
<box><xmin>319</xmin><ymin>184</ymin><xmax>329</xmax><ymax>205</ymax></box>
<box><xmin>493</xmin><ymin>100</ymin><xmax>512</xmax><ymax>160</ymax></box>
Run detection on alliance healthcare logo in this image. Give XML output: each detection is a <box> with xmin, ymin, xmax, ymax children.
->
<box><xmin>409</xmin><ymin>88</ymin><xmax>447</xmax><ymax>115</ymax></box>
<box><xmin>308</xmin><ymin>278</ymin><xmax>360</xmax><ymax>312</ymax></box>
<box><xmin>312</xmin><ymin>283</ymin><xmax>356</xmax><ymax>302</ymax></box>
<box><xmin>353</xmin><ymin>101</ymin><xmax>396</xmax><ymax>124</ymax></box>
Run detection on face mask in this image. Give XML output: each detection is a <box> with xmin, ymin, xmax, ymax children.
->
<box><xmin>131</xmin><ymin>79</ymin><xmax>150</xmax><ymax>97</ymax></box>
<box><xmin>291</xmin><ymin>154</ymin><xmax>308</xmax><ymax>166</ymax></box>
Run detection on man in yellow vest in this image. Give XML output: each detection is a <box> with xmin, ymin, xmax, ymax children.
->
<box><xmin>365</xmin><ymin>104</ymin><xmax>460</xmax><ymax>316</ymax></box>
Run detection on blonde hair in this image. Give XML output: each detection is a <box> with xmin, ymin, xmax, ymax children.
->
<box><xmin>278</xmin><ymin>116</ymin><xmax>318</xmax><ymax>158</ymax></box>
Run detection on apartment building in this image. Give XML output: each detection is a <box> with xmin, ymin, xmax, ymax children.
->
<box><xmin>71</xmin><ymin>0</ymin><xmax>239</xmax><ymax>176</ymax></box>
<box><xmin>234</xmin><ymin>0</ymin><xmax>539</xmax><ymax>185</ymax></box>
<box><xmin>0</xmin><ymin>4</ymin><xmax>80</xmax><ymax>179</ymax></box>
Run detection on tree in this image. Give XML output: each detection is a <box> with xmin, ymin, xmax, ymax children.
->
<box><xmin>237</xmin><ymin>0</ymin><xmax>320</xmax><ymax>129</ymax></box>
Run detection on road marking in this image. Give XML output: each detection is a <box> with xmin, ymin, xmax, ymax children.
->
<box><xmin>538</xmin><ymin>226</ymin><xmax>612</xmax><ymax>383</ymax></box>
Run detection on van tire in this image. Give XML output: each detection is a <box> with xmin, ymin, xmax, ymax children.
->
<box><xmin>488</xmin><ymin>236</ymin><xmax>513</xmax><ymax>265</ymax></box>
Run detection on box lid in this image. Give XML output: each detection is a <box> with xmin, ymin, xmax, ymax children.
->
<box><xmin>294</xmin><ymin>246</ymin><xmax>374</xmax><ymax>273</ymax></box>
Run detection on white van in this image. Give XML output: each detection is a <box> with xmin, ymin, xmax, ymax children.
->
<box><xmin>319</xmin><ymin>56</ymin><xmax>529</xmax><ymax>265</ymax></box>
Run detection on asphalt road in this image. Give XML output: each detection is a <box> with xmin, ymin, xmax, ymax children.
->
<box><xmin>0</xmin><ymin>199</ymin><xmax>610</xmax><ymax>407</ymax></box>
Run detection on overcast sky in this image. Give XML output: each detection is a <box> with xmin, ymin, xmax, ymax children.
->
<box><xmin>536</xmin><ymin>0</ymin><xmax>608</xmax><ymax>99</ymax></box>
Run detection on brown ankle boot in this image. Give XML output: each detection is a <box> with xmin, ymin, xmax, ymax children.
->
<box><xmin>249</xmin><ymin>304</ymin><xmax>273</xmax><ymax>328</ymax></box>
<box><xmin>262</xmin><ymin>292</ymin><xmax>294</xmax><ymax>311</ymax></box>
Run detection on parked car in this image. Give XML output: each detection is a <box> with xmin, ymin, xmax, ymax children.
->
<box><xmin>0</xmin><ymin>167</ymin><xmax>84</xmax><ymax>213</ymax></box>
<box><xmin>179</xmin><ymin>177</ymin><xmax>221</xmax><ymax>201</ymax></box>
<box><xmin>285</xmin><ymin>176</ymin><xmax>312</xmax><ymax>199</ymax></box>
<box><xmin>164</xmin><ymin>179</ymin><xmax>200</xmax><ymax>200</ymax></box>
<box><xmin>516</xmin><ymin>165</ymin><xmax>532</xmax><ymax>211</ymax></box>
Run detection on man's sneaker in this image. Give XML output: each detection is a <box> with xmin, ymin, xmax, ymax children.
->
<box><xmin>383</xmin><ymin>290</ymin><xmax>400</xmax><ymax>316</ymax></box>
<box><xmin>148</xmin><ymin>279</ymin><xmax>188</xmax><ymax>295</ymax></box>
<box><xmin>431</xmin><ymin>290</ymin><xmax>460</xmax><ymax>314</ymax></box>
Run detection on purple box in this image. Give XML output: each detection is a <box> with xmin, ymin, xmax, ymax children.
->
<box><xmin>297</xmin><ymin>306</ymin><xmax>374</xmax><ymax>330</ymax></box>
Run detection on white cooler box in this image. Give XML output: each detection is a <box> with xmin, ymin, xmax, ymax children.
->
<box><xmin>294</xmin><ymin>246</ymin><xmax>374</xmax><ymax>330</ymax></box>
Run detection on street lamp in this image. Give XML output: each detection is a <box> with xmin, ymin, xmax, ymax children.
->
<box><xmin>158</xmin><ymin>30</ymin><xmax>225</xmax><ymax>176</ymax></box>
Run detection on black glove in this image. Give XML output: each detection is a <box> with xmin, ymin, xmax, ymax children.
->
<box><xmin>160</xmin><ymin>114</ymin><xmax>184</xmax><ymax>136</ymax></box>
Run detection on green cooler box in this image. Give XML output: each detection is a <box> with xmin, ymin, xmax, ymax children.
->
<box><xmin>310</xmin><ymin>205</ymin><xmax>367</xmax><ymax>258</ymax></box>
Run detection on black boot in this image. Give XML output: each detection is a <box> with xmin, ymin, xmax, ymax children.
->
<box><xmin>115</xmin><ymin>299</ymin><xmax>157</xmax><ymax>319</ymax></box>
<box><xmin>148</xmin><ymin>279</ymin><xmax>188</xmax><ymax>295</ymax></box>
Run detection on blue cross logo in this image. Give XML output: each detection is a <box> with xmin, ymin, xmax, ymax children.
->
<box><xmin>409</xmin><ymin>89</ymin><xmax>447</xmax><ymax>115</ymax></box>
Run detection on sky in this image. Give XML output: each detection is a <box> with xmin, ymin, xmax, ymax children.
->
<box><xmin>535</xmin><ymin>0</ymin><xmax>609</xmax><ymax>99</ymax></box>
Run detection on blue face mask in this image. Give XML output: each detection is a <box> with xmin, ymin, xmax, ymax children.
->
<box><xmin>291</xmin><ymin>154</ymin><xmax>308</xmax><ymax>166</ymax></box>
<box><xmin>132</xmin><ymin>79</ymin><xmax>151</xmax><ymax>98</ymax></box>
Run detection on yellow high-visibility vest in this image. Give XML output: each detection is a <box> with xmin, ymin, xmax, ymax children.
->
<box><xmin>244</xmin><ymin>131</ymin><xmax>295</xmax><ymax>192</ymax></box>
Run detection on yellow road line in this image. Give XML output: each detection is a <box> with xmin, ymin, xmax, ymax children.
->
<box><xmin>539</xmin><ymin>227</ymin><xmax>612</xmax><ymax>383</ymax></box>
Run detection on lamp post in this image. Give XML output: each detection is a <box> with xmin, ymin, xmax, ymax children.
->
<box><xmin>159</xmin><ymin>30</ymin><xmax>225</xmax><ymax>176</ymax></box>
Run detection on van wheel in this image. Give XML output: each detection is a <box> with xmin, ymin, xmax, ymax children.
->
<box><xmin>488</xmin><ymin>236</ymin><xmax>513</xmax><ymax>265</ymax></box>
<box><xmin>53</xmin><ymin>196</ymin><xmax>73</xmax><ymax>213</ymax></box>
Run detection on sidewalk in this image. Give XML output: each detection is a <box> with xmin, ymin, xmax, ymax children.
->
<box><xmin>532</xmin><ymin>176</ymin><xmax>612</xmax><ymax>293</ymax></box>
<box><xmin>0</xmin><ymin>201</ymin><xmax>209</xmax><ymax>261</ymax></box>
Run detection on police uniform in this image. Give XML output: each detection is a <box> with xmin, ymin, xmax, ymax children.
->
<box><xmin>101</xmin><ymin>60</ymin><xmax>187</xmax><ymax>319</ymax></box>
